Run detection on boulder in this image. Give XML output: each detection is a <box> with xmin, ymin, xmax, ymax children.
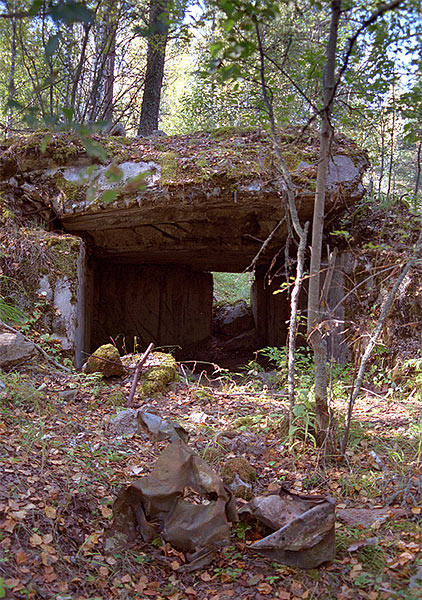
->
<box><xmin>213</xmin><ymin>301</ymin><xmax>254</xmax><ymax>338</ymax></box>
<box><xmin>136</xmin><ymin>352</ymin><xmax>177</xmax><ymax>398</ymax></box>
<box><xmin>84</xmin><ymin>344</ymin><xmax>126</xmax><ymax>377</ymax></box>
<box><xmin>109</xmin><ymin>409</ymin><xmax>140</xmax><ymax>437</ymax></box>
<box><xmin>0</xmin><ymin>329</ymin><xmax>36</xmax><ymax>369</ymax></box>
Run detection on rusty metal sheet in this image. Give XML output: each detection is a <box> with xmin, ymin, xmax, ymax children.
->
<box><xmin>239</xmin><ymin>487</ymin><xmax>336</xmax><ymax>569</ymax></box>
<box><xmin>106</xmin><ymin>440</ymin><xmax>237</xmax><ymax>567</ymax></box>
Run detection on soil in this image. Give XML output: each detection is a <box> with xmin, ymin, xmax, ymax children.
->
<box><xmin>0</xmin><ymin>353</ymin><xmax>421</xmax><ymax>600</ymax></box>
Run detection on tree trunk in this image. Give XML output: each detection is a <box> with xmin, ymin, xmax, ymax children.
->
<box><xmin>386</xmin><ymin>82</ymin><xmax>396</xmax><ymax>202</ymax></box>
<box><xmin>254</xmin><ymin>18</ymin><xmax>309</xmax><ymax>423</ymax></box>
<box><xmin>6</xmin><ymin>0</ymin><xmax>17</xmax><ymax>129</ymax></box>
<box><xmin>102</xmin><ymin>36</ymin><xmax>115</xmax><ymax>122</ymax></box>
<box><xmin>307</xmin><ymin>0</ymin><xmax>342</xmax><ymax>442</ymax></box>
<box><xmin>378</xmin><ymin>114</ymin><xmax>386</xmax><ymax>200</ymax></box>
<box><xmin>137</xmin><ymin>0</ymin><xmax>170</xmax><ymax>136</ymax></box>
<box><xmin>414</xmin><ymin>141</ymin><xmax>422</xmax><ymax>208</ymax></box>
<box><xmin>87</xmin><ymin>0</ymin><xmax>118</xmax><ymax>123</ymax></box>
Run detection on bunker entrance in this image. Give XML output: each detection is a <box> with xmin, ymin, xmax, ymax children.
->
<box><xmin>86</xmin><ymin>257</ymin><xmax>293</xmax><ymax>371</ymax></box>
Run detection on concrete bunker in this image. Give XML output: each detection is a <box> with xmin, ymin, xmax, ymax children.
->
<box><xmin>0</xmin><ymin>128</ymin><xmax>369</xmax><ymax>366</ymax></box>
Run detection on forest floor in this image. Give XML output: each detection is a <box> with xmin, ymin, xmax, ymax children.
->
<box><xmin>0</xmin><ymin>355</ymin><xmax>421</xmax><ymax>600</ymax></box>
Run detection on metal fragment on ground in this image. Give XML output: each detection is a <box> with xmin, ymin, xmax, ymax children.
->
<box><xmin>239</xmin><ymin>487</ymin><xmax>336</xmax><ymax>569</ymax></box>
<box><xmin>106</xmin><ymin>439</ymin><xmax>237</xmax><ymax>568</ymax></box>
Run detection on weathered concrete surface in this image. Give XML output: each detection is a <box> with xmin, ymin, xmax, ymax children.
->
<box><xmin>251</xmin><ymin>268</ymin><xmax>292</xmax><ymax>347</ymax></box>
<box><xmin>0</xmin><ymin>128</ymin><xmax>368</xmax><ymax>273</ymax></box>
<box><xmin>0</xmin><ymin>226</ymin><xmax>84</xmax><ymax>358</ymax></box>
<box><xmin>90</xmin><ymin>263</ymin><xmax>213</xmax><ymax>352</ymax></box>
<box><xmin>0</xmin><ymin>128</ymin><xmax>369</xmax><ymax>361</ymax></box>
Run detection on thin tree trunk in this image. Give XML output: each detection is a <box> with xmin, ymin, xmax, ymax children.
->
<box><xmin>87</xmin><ymin>0</ymin><xmax>119</xmax><ymax>123</ymax></box>
<box><xmin>288</xmin><ymin>221</ymin><xmax>309</xmax><ymax>422</ymax></box>
<box><xmin>378</xmin><ymin>115</ymin><xmax>386</xmax><ymax>201</ymax></box>
<box><xmin>137</xmin><ymin>0</ymin><xmax>170</xmax><ymax>136</ymax></box>
<box><xmin>70</xmin><ymin>22</ymin><xmax>92</xmax><ymax>117</ymax></box>
<box><xmin>414</xmin><ymin>141</ymin><xmax>422</xmax><ymax>208</ymax></box>
<box><xmin>386</xmin><ymin>82</ymin><xmax>396</xmax><ymax>202</ymax></box>
<box><xmin>307</xmin><ymin>0</ymin><xmax>342</xmax><ymax>441</ymax></box>
<box><xmin>103</xmin><ymin>36</ymin><xmax>115</xmax><ymax>122</ymax></box>
<box><xmin>255</xmin><ymin>19</ymin><xmax>309</xmax><ymax>418</ymax></box>
<box><xmin>7</xmin><ymin>0</ymin><xmax>17</xmax><ymax>129</ymax></box>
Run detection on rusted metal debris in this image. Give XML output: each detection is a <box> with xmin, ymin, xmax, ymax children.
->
<box><xmin>106</xmin><ymin>440</ymin><xmax>237</xmax><ymax>571</ymax></box>
<box><xmin>106</xmin><ymin>438</ymin><xmax>336</xmax><ymax>570</ymax></box>
<box><xmin>239</xmin><ymin>488</ymin><xmax>336</xmax><ymax>569</ymax></box>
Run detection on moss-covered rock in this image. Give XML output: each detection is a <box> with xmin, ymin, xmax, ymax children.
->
<box><xmin>202</xmin><ymin>444</ymin><xmax>227</xmax><ymax>465</ymax></box>
<box><xmin>221</xmin><ymin>457</ymin><xmax>257</xmax><ymax>484</ymax></box>
<box><xmin>221</xmin><ymin>457</ymin><xmax>257</xmax><ymax>500</ymax></box>
<box><xmin>84</xmin><ymin>344</ymin><xmax>126</xmax><ymax>377</ymax></box>
<box><xmin>137</xmin><ymin>352</ymin><xmax>177</xmax><ymax>398</ymax></box>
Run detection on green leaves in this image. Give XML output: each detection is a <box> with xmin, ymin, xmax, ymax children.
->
<box><xmin>82</xmin><ymin>139</ymin><xmax>108</xmax><ymax>162</ymax></box>
<box><xmin>50</xmin><ymin>1</ymin><xmax>93</xmax><ymax>25</ymax></box>
<box><xmin>45</xmin><ymin>33</ymin><xmax>61</xmax><ymax>58</ymax></box>
<box><xmin>101</xmin><ymin>189</ymin><xmax>119</xmax><ymax>204</ymax></box>
<box><xmin>28</xmin><ymin>0</ymin><xmax>43</xmax><ymax>16</ymax></box>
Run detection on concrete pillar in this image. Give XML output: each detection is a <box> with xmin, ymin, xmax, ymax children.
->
<box><xmin>251</xmin><ymin>267</ymin><xmax>290</xmax><ymax>347</ymax></box>
<box><xmin>90</xmin><ymin>262</ymin><xmax>213</xmax><ymax>353</ymax></box>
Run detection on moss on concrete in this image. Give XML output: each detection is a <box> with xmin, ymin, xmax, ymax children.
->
<box><xmin>46</xmin><ymin>235</ymin><xmax>81</xmax><ymax>280</ymax></box>
<box><xmin>159</xmin><ymin>151</ymin><xmax>179</xmax><ymax>184</ymax></box>
<box><xmin>137</xmin><ymin>352</ymin><xmax>177</xmax><ymax>397</ymax></box>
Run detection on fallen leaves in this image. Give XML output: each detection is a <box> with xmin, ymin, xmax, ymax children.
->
<box><xmin>15</xmin><ymin>550</ymin><xmax>27</xmax><ymax>566</ymax></box>
<box><xmin>44</xmin><ymin>505</ymin><xmax>57</xmax><ymax>519</ymax></box>
<box><xmin>29</xmin><ymin>533</ymin><xmax>43</xmax><ymax>546</ymax></box>
<box><xmin>256</xmin><ymin>581</ymin><xmax>273</xmax><ymax>595</ymax></box>
<box><xmin>1</xmin><ymin>358</ymin><xmax>421</xmax><ymax>600</ymax></box>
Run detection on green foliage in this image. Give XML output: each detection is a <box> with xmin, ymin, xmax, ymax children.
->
<box><xmin>0</xmin><ymin>296</ymin><xmax>24</xmax><ymax>324</ymax></box>
<box><xmin>0</xmin><ymin>276</ymin><xmax>25</xmax><ymax>324</ymax></box>
<box><xmin>259</xmin><ymin>345</ymin><xmax>314</xmax><ymax>398</ymax></box>
<box><xmin>0</xmin><ymin>371</ymin><xmax>42</xmax><ymax>411</ymax></box>
<box><xmin>212</xmin><ymin>272</ymin><xmax>253</xmax><ymax>305</ymax></box>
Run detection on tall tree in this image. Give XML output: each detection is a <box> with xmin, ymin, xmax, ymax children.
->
<box><xmin>138</xmin><ymin>0</ymin><xmax>170</xmax><ymax>136</ymax></box>
<box><xmin>307</xmin><ymin>0</ymin><xmax>342</xmax><ymax>440</ymax></box>
<box><xmin>5</xmin><ymin>0</ymin><xmax>17</xmax><ymax>128</ymax></box>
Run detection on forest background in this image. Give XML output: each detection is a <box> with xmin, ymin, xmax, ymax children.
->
<box><xmin>1</xmin><ymin>2</ymin><xmax>422</xmax><ymax>599</ymax></box>
<box><xmin>0</xmin><ymin>0</ymin><xmax>422</xmax><ymax>439</ymax></box>
<box><xmin>0</xmin><ymin>0</ymin><xmax>421</xmax><ymax>204</ymax></box>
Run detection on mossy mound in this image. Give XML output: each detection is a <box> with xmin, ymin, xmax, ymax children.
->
<box><xmin>202</xmin><ymin>444</ymin><xmax>227</xmax><ymax>465</ymax></box>
<box><xmin>221</xmin><ymin>457</ymin><xmax>257</xmax><ymax>484</ymax></box>
<box><xmin>221</xmin><ymin>457</ymin><xmax>257</xmax><ymax>500</ymax></box>
<box><xmin>84</xmin><ymin>344</ymin><xmax>126</xmax><ymax>377</ymax></box>
<box><xmin>137</xmin><ymin>352</ymin><xmax>177</xmax><ymax>398</ymax></box>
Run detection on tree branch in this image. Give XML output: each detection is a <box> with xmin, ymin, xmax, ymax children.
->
<box><xmin>340</xmin><ymin>225</ymin><xmax>422</xmax><ymax>454</ymax></box>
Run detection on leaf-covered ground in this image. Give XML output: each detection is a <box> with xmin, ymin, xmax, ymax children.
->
<box><xmin>0</xmin><ymin>356</ymin><xmax>421</xmax><ymax>600</ymax></box>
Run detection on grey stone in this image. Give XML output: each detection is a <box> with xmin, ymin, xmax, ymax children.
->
<box><xmin>213</xmin><ymin>301</ymin><xmax>254</xmax><ymax>338</ymax></box>
<box><xmin>109</xmin><ymin>409</ymin><xmax>141</xmax><ymax>437</ymax></box>
<box><xmin>62</xmin><ymin>160</ymin><xmax>161</xmax><ymax>192</ymax></box>
<box><xmin>327</xmin><ymin>155</ymin><xmax>359</xmax><ymax>185</ymax></box>
<box><xmin>410</xmin><ymin>566</ymin><xmax>422</xmax><ymax>589</ymax></box>
<box><xmin>58</xmin><ymin>389</ymin><xmax>78</xmax><ymax>401</ymax></box>
<box><xmin>225</xmin><ymin>328</ymin><xmax>258</xmax><ymax>351</ymax></box>
<box><xmin>0</xmin><ymin>330</ymin><xmax>36</xmax><ymax>369</ymax></box>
